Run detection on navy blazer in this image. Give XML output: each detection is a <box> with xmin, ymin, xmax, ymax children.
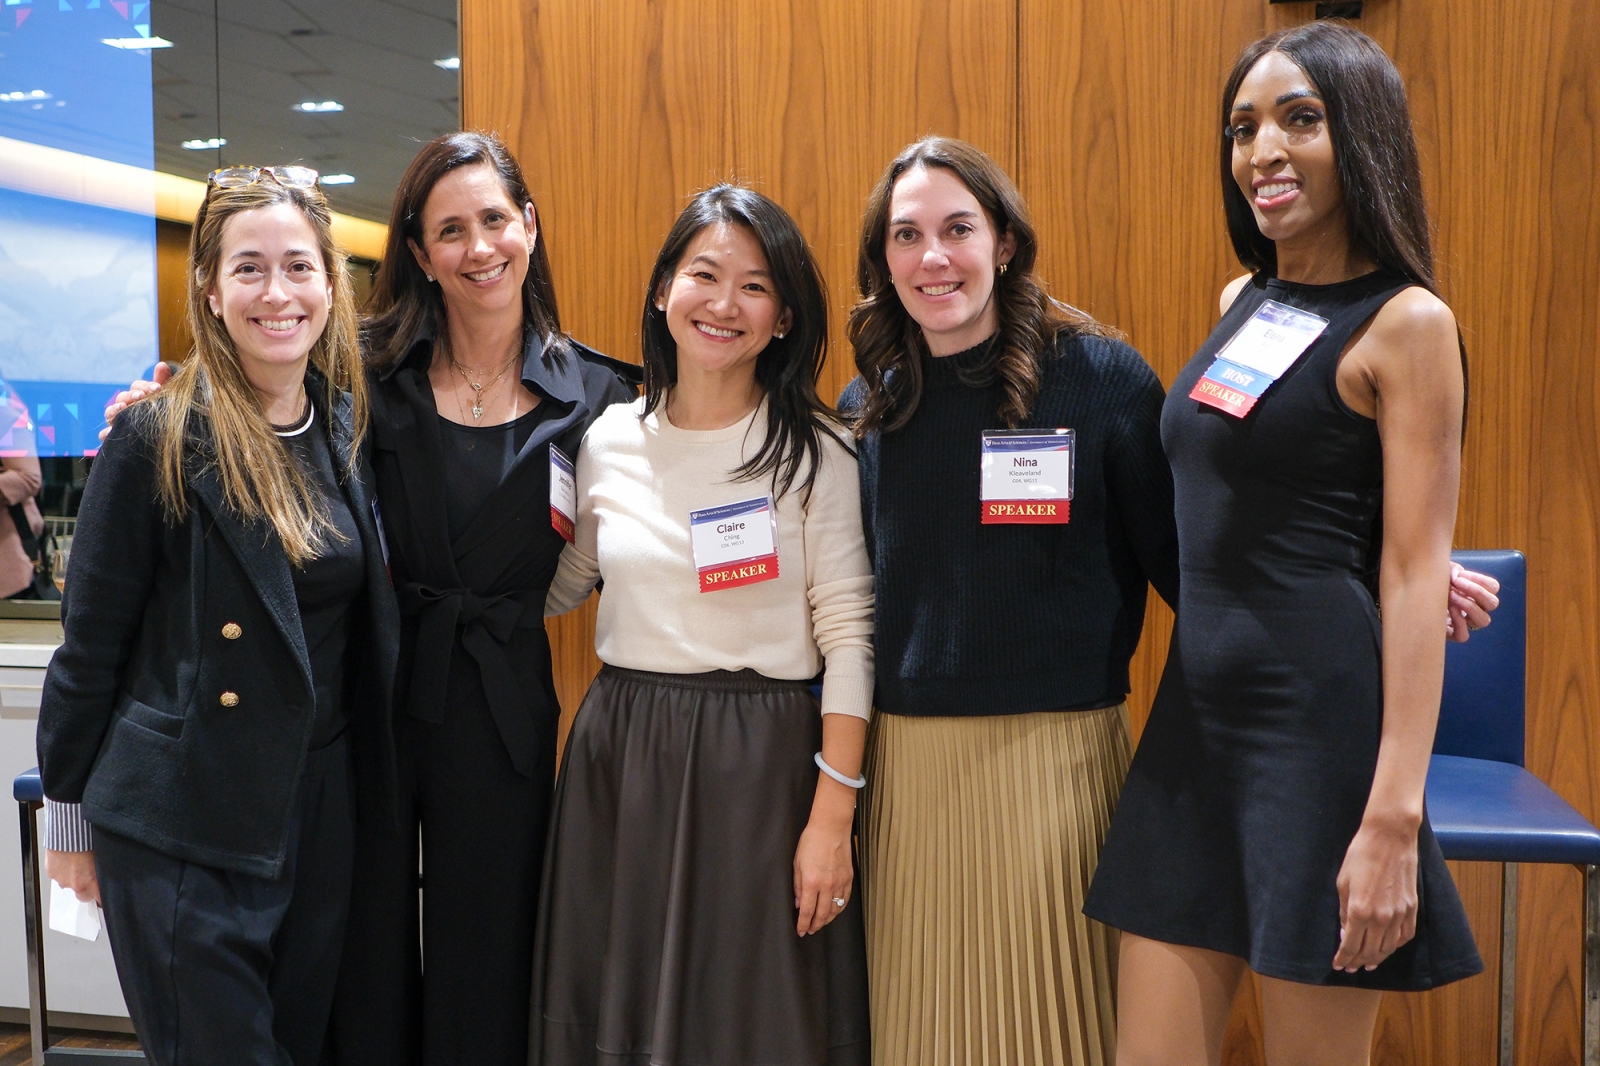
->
<box><xmin>36</xmin><ymin>377</ymin><xmax>399</xmax><ymax>879</ymax></box>
<box><xmin>369</xmin><ymin>332</ymin><xmax>637</xmax><ymax>778</ymax></box>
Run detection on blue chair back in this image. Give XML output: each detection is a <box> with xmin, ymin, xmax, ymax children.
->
<box><xmin>1433</xmin><ymin>549</ymin><xmax>1526</xmax><ymax>766</ymax></box>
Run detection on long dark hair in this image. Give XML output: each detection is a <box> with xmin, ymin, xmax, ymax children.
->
<box><xmin>1221</xmin><ymin>23</ymin><xmax>1437</xmax><ymax>291</ymax></box>
<box><xmin>847</xmin><ymin>137</ymin><xmax>1107</xmax><ymax>436</ymax></box>
<box><xmin>641</xmin><ymin>184</ymin><xmax>841</xmax><ymax>501</ymax></box>
<box><xmin>362</xmin><ymin>131</ymin><xmax>563</xmax><ymax>369</ymax></box>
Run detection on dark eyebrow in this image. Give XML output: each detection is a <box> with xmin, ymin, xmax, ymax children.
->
<box><xmin>1277</xmin><ymin>89</ymin><xmax>1322</xmax><ymax>105</ymax></box>
<box><xmin>889</xmin><ymin>209</ymin><xmax>979</xmax><ymax>227</ymax></box>
<box><xmin>687</xmin><ymin>253</ymin><xmax>770</xmax><ymax>278</ymax></box>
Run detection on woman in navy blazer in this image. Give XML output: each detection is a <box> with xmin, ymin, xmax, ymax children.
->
<box><xmin>36</xmin><ymin>170</ymin><xmax>398</xmax><ymax>1066</ymax></box>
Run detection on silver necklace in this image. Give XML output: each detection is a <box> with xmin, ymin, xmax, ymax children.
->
<box><xmin>443</xmin><ymin>338</ymin><xmax>519</xmax><ymax>422</ymax></box>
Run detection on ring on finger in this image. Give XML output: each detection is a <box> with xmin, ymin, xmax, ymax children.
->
<box><xmin>831</xmin><ymin>897</ymin><xmax>847</xmax><ymax>908</ymax></box>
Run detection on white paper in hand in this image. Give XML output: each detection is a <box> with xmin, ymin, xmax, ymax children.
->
<box><xmin>49</xmin><ymin>879</ymin><xmax>102</xmax><ymax>941</ymax></box>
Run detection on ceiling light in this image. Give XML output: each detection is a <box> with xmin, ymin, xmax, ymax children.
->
<box><xmin>295</xmin><ymin>100</ymin><xmax>344</xmax><ymax>113</ymax></box>
<box><xmin>433</xmin><ymin>57</ymin><xmax>460</xmax><ymax>70</ymax></box>
<box><xmin>321</xmin><ymin>174</ymin><xmax>356</xmax><ymax>185</ymax></box>
<box><xmin>0</xmin><ymin>90</ymin><xmax>53</xmax><ymax>103</ymax></box>
<box><xmin>182</xmin><ymin>137</ymin><xmax>227</xmax><ymax>151</ymax></box>
<box><xmin>103</xmin><ymin>36</ymin><xmax>174</xmax><ymax>50</ymax></box>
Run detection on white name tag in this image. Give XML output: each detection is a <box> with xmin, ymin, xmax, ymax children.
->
<box><xmin>980</xmin><ymin>430</ymin><xmax>1074</xmax><ymax>524</ymax></box>
<box><xmin>1190</xmin><ymin>300</ymin><xmax>1329</xmax><ymax>418</ymax></box>
<box><xmin>689</xmin><ymin>496</ymin><xmax>779</xmax><ymax>592</ymax></box>
<box><xmin>549</xmin><ymin>444</ymin><xmax>576</xmax><ymax>543</ymax></box>
<box><xmin>1215</xmin><ymin>299</ymin><xmax>1330</xmax><ymax>377</ymax></box>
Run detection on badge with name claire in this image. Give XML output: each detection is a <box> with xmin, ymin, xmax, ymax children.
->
<box><xmin>689</xmin><ymin>496</ymin><xmax>780</xmax><ymax>592</ymax></box>
<box><xmin>980</xmin><ymin>429</ymin><xmax>1074</xmax><ymax>524</ymax></box>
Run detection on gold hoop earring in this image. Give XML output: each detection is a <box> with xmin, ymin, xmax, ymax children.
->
<box><xmin>998</xmin><ymin>263</ymin><xmax>1008</xmax><ymax>276</ymax></box>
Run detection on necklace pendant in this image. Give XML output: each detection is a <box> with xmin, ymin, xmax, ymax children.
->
<box><xmin>472</xmin><ymin>399</ymin><xmax>484</xmax><ymax>420</ymax></box>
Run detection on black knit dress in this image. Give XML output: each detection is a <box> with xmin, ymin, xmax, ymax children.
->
<box><xmin>1085</xmin><ymin>271</ymin><xmax>1482</xmax><ymax>989</ymax></box>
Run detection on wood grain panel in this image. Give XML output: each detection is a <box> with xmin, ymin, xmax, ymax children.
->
<box><xmin>155</xmin><ymin>219</ymin><xmax>192</xmax><ymax>365</ymax></box>
<box><xmin>1018</xmin><ymin>0</ymin><xmax>1268</xmax><ymax>736</ymax></box>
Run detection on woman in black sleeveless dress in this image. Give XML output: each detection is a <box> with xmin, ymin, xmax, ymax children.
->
<box><xmin>1086</xmin><ymin>24</ymin><xmax>1481</xmax><ymax>1063</ymax></box>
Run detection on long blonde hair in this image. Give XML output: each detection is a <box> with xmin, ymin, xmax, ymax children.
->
<box><xmin>151</xmin><ymin>179</ymin><xmax>368</xmax><ymax>565</ymax></box>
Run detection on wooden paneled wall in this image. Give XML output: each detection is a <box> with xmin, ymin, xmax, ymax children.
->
<box><xmin>462</xmin><ymin>0</ymin><xmax>1600</xmax><ymax>1061</ymax></box>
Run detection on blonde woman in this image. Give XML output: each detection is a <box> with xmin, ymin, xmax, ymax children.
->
<box><xmin>37</xmin><ymin>168</ymin><xmax>398</xmax><ymax>1066</ymax></box>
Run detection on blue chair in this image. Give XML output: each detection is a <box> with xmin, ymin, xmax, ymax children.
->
<box><xmin>13</xmin><ymin>768</ymin><xmax>145</xmax><ymax>1064</ymax></box>
<box><xmin>1427</xmin><ymin>550</ymin><xmax>1600</xmax><ymax>1066</ymax></box>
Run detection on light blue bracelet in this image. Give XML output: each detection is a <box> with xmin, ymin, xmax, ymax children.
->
<box><xmin>814</xmin><ymin>751</ymin><xmax>866</xmax><ymax>789</ymax></box>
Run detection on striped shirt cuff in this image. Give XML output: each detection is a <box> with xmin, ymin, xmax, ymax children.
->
<box><xmin>43</xmin><ymin>799</ymin><xmax>94</xmax><ymax>852</ymax></box>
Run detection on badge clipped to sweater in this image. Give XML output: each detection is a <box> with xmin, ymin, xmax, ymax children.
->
<box><xmin>1189</xmin><ymin>299</ymin><xmax>1329</xmax><ymax>418</ymax></box>
<box><xmin>689</xmin><ymin>496</ymin><xmax>780</xmax><ymax>592</ymax></box>
<box><xmin>980</xmin><ymin>429</ymin><xmax>1075</xmax><ymax>524</ymax></box>
<box><xmin>549</xmin><ymin>444</ymin><xmax>577</xmax><ymax>543</ymax></box>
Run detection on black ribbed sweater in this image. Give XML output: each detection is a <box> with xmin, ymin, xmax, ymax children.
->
<box><xmin>840</xmin><ymin>331</ymin><xmax>1179</xmax><ymax>717</ymax></box>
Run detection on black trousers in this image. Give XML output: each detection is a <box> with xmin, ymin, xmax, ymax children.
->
<box><xmin>95</xmin><ymin>737</ymin><xmax>354</xmax><ymax>1066</ymax></box>
<box><xmin>328</xmin><ymin>691</ymin><xmax>554</xmax><ymax>1066</ymax></box>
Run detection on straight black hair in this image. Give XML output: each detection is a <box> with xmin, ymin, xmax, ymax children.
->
<box><xmin>363</xmin><ymin>130</ymin><xmax>564</xmax><ymax>369</ymax></box>
<box><xmin>1221</xmin><ymin>22</ymin><xmax>1437</xmax><ymax>291</ymax></box>
<box><xmin>641</xmin><ymin>184</ymin><xmax>842</xmax><ymax>501</ymax></box>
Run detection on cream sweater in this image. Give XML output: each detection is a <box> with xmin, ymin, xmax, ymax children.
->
<box><xmin>546</xmin><ymin>398</ymin><xmax>874</xmax><ymax>720</ymax></box>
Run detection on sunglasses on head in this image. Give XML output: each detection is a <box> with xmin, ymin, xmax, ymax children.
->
<box><xmin>206</xmin><ymin>165</ymin><xmax>320</xmax><ymax>192</ymax></box>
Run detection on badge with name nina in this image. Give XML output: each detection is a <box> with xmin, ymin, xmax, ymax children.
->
<box><xmin>690</xmin><ymin>496</ymin><xmax>780</xmax><ymax>592</ymax></box>
<box><xmin>1189</xmin><ymin>299</ymin><xmax>1329</xmax><ymax>418</ymax></box>
<box><xmin>549</xmin><ymin>444</ymin><xmax>577</xmax><ymax>543</ymax></box>
<box><xmin>980</xmin><ymin>430</ymin><xmax>1075</xmax><ymax>524</ymax></box>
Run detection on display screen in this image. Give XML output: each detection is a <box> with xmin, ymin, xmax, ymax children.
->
<box><xmin>0</xmin><ymin>1</ymin><xmax>161</xmax><ymax>456</ymax></box>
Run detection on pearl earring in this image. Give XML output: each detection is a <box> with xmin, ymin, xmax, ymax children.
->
<box><xmin>774</xmin><ymin>331</ymin><xmax>786</xmax><ymax>339</ymax></box>
<box><xmin>425</xmin><ymin>273</ymin><xmax>435</xmax><ymax>282</ymax></box>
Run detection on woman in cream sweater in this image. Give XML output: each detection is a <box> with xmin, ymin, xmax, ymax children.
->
<box><xmin>529</xmin><ymin>185</ymin><xmax>872</xmax><ymax>1066</ymax></box>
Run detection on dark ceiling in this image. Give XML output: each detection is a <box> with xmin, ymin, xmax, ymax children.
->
<box><xmin>150</xmin><ymin>0</ymin><xmax>459</xmax><ymax>223</ymax></box>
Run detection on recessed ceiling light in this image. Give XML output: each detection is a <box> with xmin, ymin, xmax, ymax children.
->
<box><xmin>0</xmin><ymin>90</ymin><xmax>52</xmax><ymax>103</ymax></box>
<box><xmin>103</xmin><ymin>35</ymin><xmax>174</xmax><ymax>50</ymax></box>
<box><xmin>433</xmin><ymin>57</ymin><xmax>460</xmax><ymax>70</ymax></box>
<box><xmin>295</xmin><ymin>100</ymin><xmax>344</xmax><ymax>113</ymax></box>
<box><xmin>321</xmin><ymin>173</ymin><xmax>356</xmax><ymax>185</ymax></box>
<box><xmin>182</xmin><ymin>137</ymin><xmax>227</xmax><ymax>150</ymax></box>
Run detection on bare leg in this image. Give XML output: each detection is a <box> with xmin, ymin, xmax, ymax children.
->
<box><xmin>1259</xmin><ymin>977</ymin><xmax>1382</xmax><ymax>1066</ymax></box>
<box><xmin>1116</xmin><ymin>933</ymin><xmax>1247</xmax><ymax>1066</ymax></box>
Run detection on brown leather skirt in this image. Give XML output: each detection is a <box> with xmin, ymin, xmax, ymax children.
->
<box><xmin>528</xmin><ymin>665</ymin><xmax>870</xmax><ymax>1066</ymax></box>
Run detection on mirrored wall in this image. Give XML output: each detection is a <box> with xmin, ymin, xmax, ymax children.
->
<box><xmin>0</xmin><ymin>0</ymin><xmax>457</xmax><ymax>600</ymax></box>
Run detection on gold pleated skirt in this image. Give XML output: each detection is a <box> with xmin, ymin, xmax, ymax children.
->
<box><xmin>860</xmin><ymin>704</ymin><xmax>1132</xmax><ymax>1066</ymax></box>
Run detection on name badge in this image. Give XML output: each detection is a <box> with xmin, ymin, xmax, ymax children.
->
<box><xmin>689</xmin><ymin>496</ymin><xmax>780</xmax><ymax>592</ymax></box>
<box><xmin>980</xmin><ymin>429</ymin><xmax>1074</xmax><ymax>524</ymax></box>
<box><xmin>1189</xmin><ymin>299</ymin><xmax>1329</xmax><ymax>418</ymax></box>
<box><xmin>549</xmin><ymin>444</ymin><xmax>576</xmax><ymax>543</ymax></box>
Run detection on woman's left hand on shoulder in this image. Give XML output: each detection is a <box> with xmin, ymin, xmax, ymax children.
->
<box><xmin>1332</xmin><ymin>817</ymin><xmax>1420</xmax><ymax>972</ymax></box>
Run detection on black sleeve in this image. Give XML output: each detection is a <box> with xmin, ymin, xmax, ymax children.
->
<box><xmin>835</xmin><ymin>376</ymin><xmax>875</xmax><ymax>564</ymax></box>
<box><xmin>36</xmin><ymin>410</ymin><xmax>167</xmax><ymax>803</ymax></box>
<box><xmin>1102</xmin><ymin>342</ymin><xmax>1180</xmax><ymax>610</ymax></box>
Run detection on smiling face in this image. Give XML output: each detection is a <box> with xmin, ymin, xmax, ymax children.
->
<box><xmin>658</xmin><ymin>221</ymin><xmax>791</xmax><ymax>385</ymax></box>
<box><xmin>883</xmin><ymin>164</ymin><xmax>1015</xmax><ymax>357</ymax></box>
<box><xmin>206</xmin><ymin>203</ymin><xmax>331</xmax><ymax>383</ymax></box>
<box><xmin>1228</xmin><ymin>51</ymin><xmax>1348</xmax><ymax>250</ymax></box>
<box><xmin>409</xmin><ymin>162</ymin><xmax>535</xmax><ymax>320</ymax></box>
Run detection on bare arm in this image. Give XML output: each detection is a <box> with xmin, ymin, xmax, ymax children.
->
<box><xmin>1332</xmin><ymin>288</ymin><xmax>1464</xmax><ymax>972</ymax></box>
